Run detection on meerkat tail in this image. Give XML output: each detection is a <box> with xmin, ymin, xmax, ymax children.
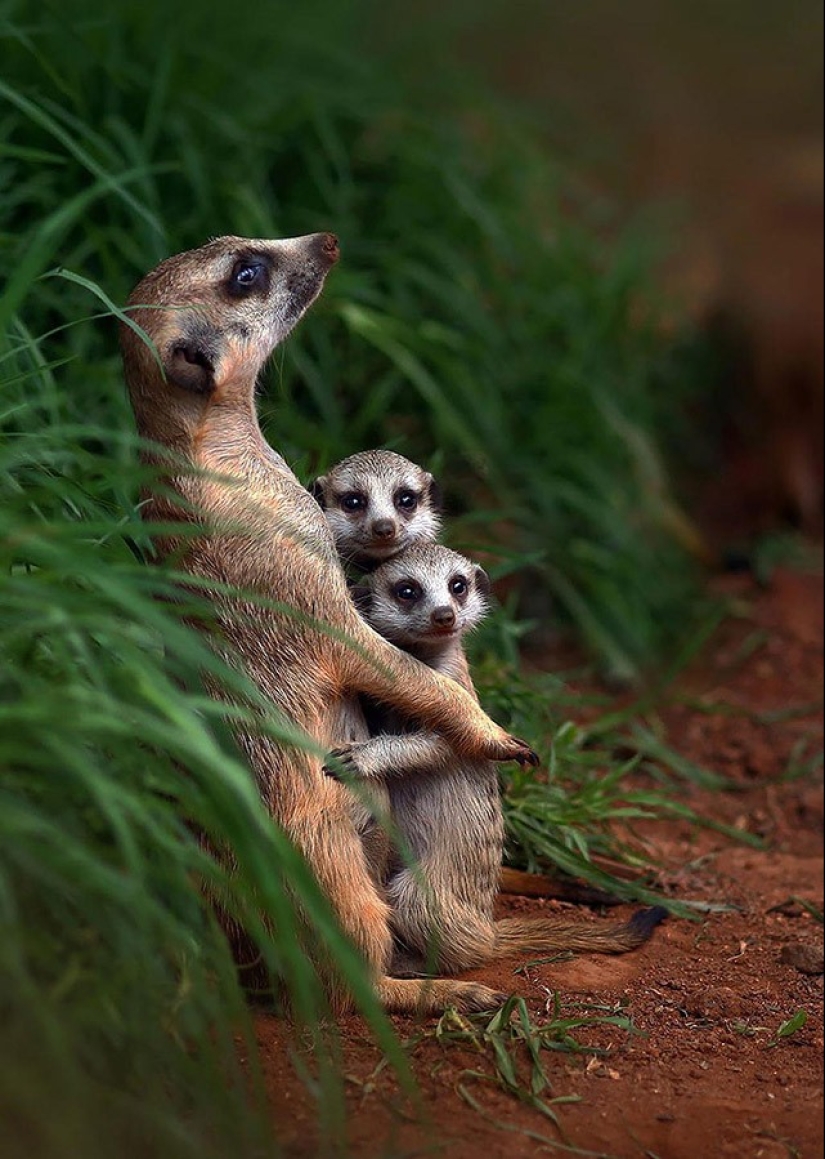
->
<box><xmin>498</xmin><ymin>866</ymin><xmax>623</xmax><ymax>907</ymax></box>
<box><xmin>493</xmin><ymin>906</ymin><xmax>668</xmax><ymax>956</ymax></box>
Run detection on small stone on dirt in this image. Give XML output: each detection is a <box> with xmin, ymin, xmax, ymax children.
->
<box><xmin>685</xmin><ymin>985</ymin><xmax>747</xmax><ymax>1021</ymax></box>
<box><xmin>779</xmin><ymin>941</ymin><xmax>825</xmax><ymax>975</ymax></box>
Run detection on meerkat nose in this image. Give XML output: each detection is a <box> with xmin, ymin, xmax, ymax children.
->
<box><xmin>431</xmin><ymin>606</ymin><xmax>456</xmax><ymax>628</ymax></box>
<box><xmin>371</xmin><ymin>518</ymin><xmax>396</xmax><ymax>540</ymax></box>
<box><xmin>319</xmin><ymin>233</ymin><xmax>340</xmax><ymax>263</ymax></box>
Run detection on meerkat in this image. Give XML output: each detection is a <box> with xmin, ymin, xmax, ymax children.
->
<box><xmin>315</xmin><ymin>453</ymin><xmax>623</xmax><ymax>911</ymax></box>
<box><xmin>120</xmin><ymin>232</ymin><xmax>539</xmax><ymax>1016</ymax></box>
<box><xmin>329</xmin><ymin>542</ymin><xmax>667</xmax><ymax>974</ymax></box>
<box><xmin>310</xmin><ymin>449</ymin><xmax>442</xmax><ymax>571</ymax></box>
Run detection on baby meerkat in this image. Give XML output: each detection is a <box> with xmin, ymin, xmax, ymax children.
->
<box><xmin>314</xmin><ymin>453</ymin><xmax>624</xmax><ymax>910</ymax></box>
<box><xmin>332</xmin><ymin>542</ymin><xmax>667</xmax><ymax>974</ymax></box>
<box><xmin>311</xmin><ymin>449</ymin><xmax>441</xmax><ymax>569</ymax></box>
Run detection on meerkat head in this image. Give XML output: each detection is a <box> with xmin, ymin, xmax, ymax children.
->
<box><xmin>357</xmin><ymin>542</ymin><xmax>490</xmax><ymax>655</ymax></box>
<box><xmin>310</xmin><ymin>449</ymin><xmax>442</xmax><ymax>568</ymax></box>
<box><xmin>120</xmin><ymin>232</ymin><xmax>339</xmax><ymax>445</ymax></box>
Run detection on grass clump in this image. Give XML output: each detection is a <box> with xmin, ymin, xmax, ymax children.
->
<box><xmin>428</xmin><ymin>994</ymin><xmax>640</xmax><ymax>1151</ymax></box>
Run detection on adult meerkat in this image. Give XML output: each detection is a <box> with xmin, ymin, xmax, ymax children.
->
<box><xmin>311</xmin><ymin>449</ymin><xmax>442</xmax><ymax>570</ymax></box>
<box><xmin>330</xmin><ymin>542</ymin><xmax>667</xmax><ymax>974</ymax></box>
<box><xmin>120</xmin><ymin>232</ymin><xmax>538</xmax><ymax>1016</ymax></box>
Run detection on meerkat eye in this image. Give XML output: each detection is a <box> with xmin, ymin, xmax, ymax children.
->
<box><xmin>394</xmin><ymin>489</ymin><xmax>419</xmax><ymax>512</ymax></box>
<box><xmin>449</xmin><ymin>575</ymin><xmax>468</xmax><ymax>598</ymax></box>
<box><xmin>228</xmin><ymin>257</ymin><xmax>269</xmax><ymax>294</ymax></box>
<box><xmin>392</xmin><ymin>580</ymin><xmax>422</xmax><ymax>603</ymax></box>
<box><xmin>340</xmin><ymin>492</ymin><xmax>367</xmax><ymax>513</ymax></box>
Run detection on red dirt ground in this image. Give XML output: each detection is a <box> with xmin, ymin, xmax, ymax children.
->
<box><xmin>254</xmin><ymin>563</ymin><xmax>823</xmax><ymax>1158</ymax></box>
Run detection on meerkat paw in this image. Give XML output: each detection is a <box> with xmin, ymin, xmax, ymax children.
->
<box><xmin>489</xmin><ymin>733</ymin><xmax>539</xmax><ymax>767</ymax></box>
<box><xmin>451</xmin><ymin>982</ymin><xmax>512</xmax><ymax>1014</ymax></box>
<box><xmin>377</xmin><ymin>977</ymin><xmax>511</xmax><ymax>1015</ymax></box>
<box><xmin>323</xmin><ymin>742</ymin><xmax>378</xmax><ymax>781</ymax></box>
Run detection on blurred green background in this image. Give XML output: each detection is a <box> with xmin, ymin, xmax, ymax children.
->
<box><xmin>1</xmin><ymin>0</ymin><xmax>821</xmax><ymax>1155</ymax></box>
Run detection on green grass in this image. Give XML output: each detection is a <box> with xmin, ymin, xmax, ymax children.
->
<box><xmin>426</xmin><ymin>994</ymin><xmax>640</xmax><ymax>1154</ymax></box>
<box><xmin>1</xmin><ymin>0</ymin><xmax>733</xmax><ymax>1154</ymax></box>
<box><xmin>467</xmin><ymin>644</ymin><xmax>763</xmax><ymax>917</ymax></box>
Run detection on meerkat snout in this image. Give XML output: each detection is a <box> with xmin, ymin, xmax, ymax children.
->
<box><xmin>431</xmin><ymin>605</ymin><xmax>456</xmax><ymax>629</ymax></box>
<box><xmin>318</xmin><ymin>232</ymin><xmax>340</xmax><ymax>262</ymax></box>
<box><xmin>311</xmin><ymin>449</ymin><xmax>443</xmax><ymax>568</ymax></box>
<box><xmin>371</xmin><ymin>518</ymin><xmax>397</xmax><ymax>541</ymax></box>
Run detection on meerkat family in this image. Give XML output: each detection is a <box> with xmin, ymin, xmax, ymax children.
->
<box><xmin>121</xmin><ymin>232</ymin><xmax>541</xmax><ymax>1016</ymax></box>
<box><xmin>120</xmin><ymin>234</ymin><xmax>664</xmax><ymax>1015</ymax></box>
<box><xmin>316</xmin><ymin>451</ymin><xmax>666</xmax><ymax>973</ymax></box>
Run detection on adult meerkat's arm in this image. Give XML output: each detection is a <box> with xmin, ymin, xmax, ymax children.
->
<box><xmin>335</xmin><ymin>616</ymin><xmax>537</xmax><ymax>768</ymax></box>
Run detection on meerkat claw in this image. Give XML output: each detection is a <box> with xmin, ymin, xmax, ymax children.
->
<box><xmin>323</xmin><ymin>747</ymin><xmax>354</xmax><ymax>780</ymax></box>
<box><xmin>515</xmin><ymin>743</ymin><xmax>540</xmax><ymax>768</ymax></box>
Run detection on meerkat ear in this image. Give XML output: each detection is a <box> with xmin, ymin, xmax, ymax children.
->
<box><xmin>425</xmin><ymin>474</ymin><xmax>443</xmax><ymax>513</ymax></box>
<box><xmin>351</xmin><ymin>584</ymin><xmax>372</xmax><ymax>613</ymax></box>
<box><xmin>309</xmin><ymin>476</ymin><xmax>328</xmax><ymax>507</ymax></box>
<box><xmin>165</xmin><ymin>339</ymin><xmax>216</xmax><ymax>394</ymax></box>
<box><xmin>474</xmin><ymin>566</ymin><xmax>492</xmax><ymax>598</ymax></box>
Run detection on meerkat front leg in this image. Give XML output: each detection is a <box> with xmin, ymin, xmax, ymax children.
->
<box><xmin>326</xmin><ymin>732</ymin><xmax>457</xmax><ymax>781</ymax></box>
<box><xmin>339</xmin><ymin>626</ymin><xmax>537</xmax><ymax>768</ymax></box>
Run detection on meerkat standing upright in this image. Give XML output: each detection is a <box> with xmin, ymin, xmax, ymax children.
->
<box><xmin>120</xmin><ymin>233</ymin><xmax>540</xmax><ymax>1017</ymax></box>
<box><xmin>330</xmin><ymin>542</ymin><xmax>667</xmax><ymax>974</ymax></box>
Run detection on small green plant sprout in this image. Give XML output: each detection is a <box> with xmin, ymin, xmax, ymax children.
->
<box><xmin>768</xmin><ymin>1010</ymin><xmax>809</xmax><ymax>1048</ymax></box>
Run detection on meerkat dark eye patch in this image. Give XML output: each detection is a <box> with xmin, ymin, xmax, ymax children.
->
<box><xmin>165</xmin><ymin>339</ymin><xmax>216</xmax><ymax>394</ymax></box>
<box><xmin>226</xmin><ymin>253</ymin><xmax>272</xmax><ymax>298</ymax></box>
<box><xmin>394</xmin><ymin>488</ymin><xmax>419</xmax><ymax>513</ymax></box>
<box><xmin>340</xmin><ymin>492</ymin><xmax>368</xmax><ymax>513</ymax></box>
<box><xmin>393</xmin><ymin>580</ymin><xmax>422</xmax><ymax>603</ymax></box>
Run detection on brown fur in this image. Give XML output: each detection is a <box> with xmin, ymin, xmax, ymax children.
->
<box><xmin>120</xmin><ymin>233</ymin><xmax>538</xmax><ymax>1015</ymax></box>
